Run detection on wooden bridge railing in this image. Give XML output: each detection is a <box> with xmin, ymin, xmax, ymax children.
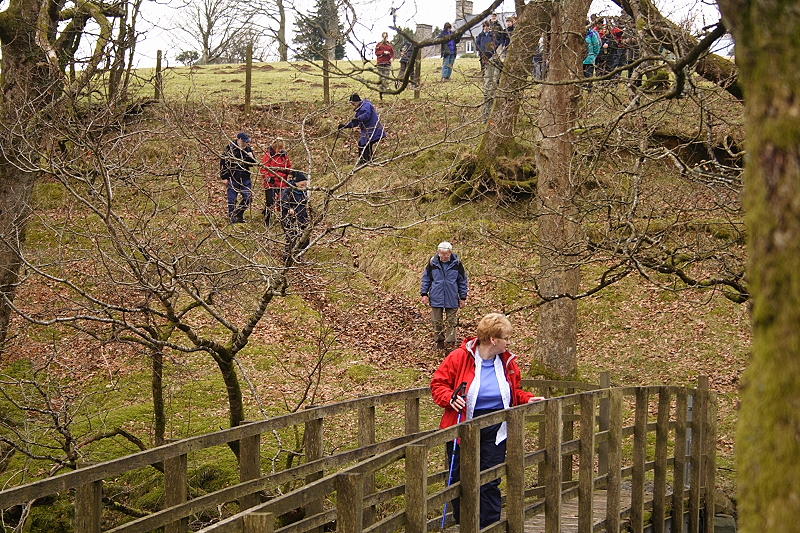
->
<box><xmin>196</xmin><ymin>379</ymin><xmax>716</xmax><ymax>533</ymax></box>
<box><xmin>0</xmin><ymin>377</ymin><xmax>600</xmax><ymax>532</ymax></box>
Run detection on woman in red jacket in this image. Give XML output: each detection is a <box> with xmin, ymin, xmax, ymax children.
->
<box><xmin>431</xmin><ymin>312</ymin><xmax>544</xmax><ymax>528</ymax></box>
<box><xmin>260</xmin><ymin>140</ymin><xmax>293</xmax><ymax>225</ymax></box>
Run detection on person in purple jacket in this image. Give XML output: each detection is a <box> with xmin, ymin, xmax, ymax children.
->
<box><xmin>338</xmin><ymin>93</ymin><xmax>387</xmax><ymax>165</ymax></box>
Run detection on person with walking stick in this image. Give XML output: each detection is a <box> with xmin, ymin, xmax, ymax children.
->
<box><xmin>431</xmin><ymin>313</ymin><xmax>544</xmax><ymax>528</ymax></box>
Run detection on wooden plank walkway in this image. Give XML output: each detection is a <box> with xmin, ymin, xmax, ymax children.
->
<box><xmin>444</xmin><ymin>489</ymin><xmax>636</xmax><ymax>532</ymax></box>
<box><xmin>523</xmin><ymin>489</ymin><xmax>633</xmax><ymax>532</ymax></box>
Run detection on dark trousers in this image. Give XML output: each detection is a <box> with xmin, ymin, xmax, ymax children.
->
<box><xmin>227</xmin><ymin>177</ymin><xmax>252</xmax><ymax>221</ymax></box>
<box><xmin>264</xmin><ymin>187</ymin><xmax>280</xmax><ymax>223</ymax></box>
<box><xmin>281</xmin><ymin>215</ymin><xmax>309</xmax><ymax>262</ymax></box>
<box><xmin>446</xmin><ymin>408</ymin><xmax>506</xmax><ymax>528</ymax></box>
<box><xmin>357</xmin><ymin>140</ymin><xmax>379</xmax><ymax>165</ymax></box>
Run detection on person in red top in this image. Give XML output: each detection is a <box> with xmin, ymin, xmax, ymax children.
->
<box><xmin>260</xmin><ymin>139</ymin><xmax>293</xmax><ymax>225</ymax></box>
<box><xmin>431</xmin><ymin>312</ymin><xmax>544</xmax><ymax>528</ymax></box>
<box><xmin>375</xmin><ymin>32</ymin><xmax>395</xmax><ymax>93</ymax></box>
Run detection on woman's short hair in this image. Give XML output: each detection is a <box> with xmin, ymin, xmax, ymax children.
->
<box><xmin>476</xmin><ymin>313</ymin><xmax>512</xmax><ymax>343</ymax></box>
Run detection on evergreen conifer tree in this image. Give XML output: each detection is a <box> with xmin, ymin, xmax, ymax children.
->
<box><xmin>293</xmin><ymin>0</ymin><xmax>345</xmax><ymax>60</ymax></box>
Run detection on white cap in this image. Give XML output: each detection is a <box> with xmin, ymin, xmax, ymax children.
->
<box><xmin>437</xmin><ymin>241</ymin><xmax>453</xmax><ymax>251</ymax></box>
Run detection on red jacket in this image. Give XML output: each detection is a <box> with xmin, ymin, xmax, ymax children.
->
<box><xmin>431</xmin><ymin>337</ymin><xmax>535</xmax><ymax>429</ymax></box>
<box><xmin>375</xmin><ymin>42</ymin><xmax>395</xmax><ymax>65</ymax></box>
<box><xmin>260</xmin><ymin>149</ymin><xmax>293</xmax><ymax>188</ymax></box>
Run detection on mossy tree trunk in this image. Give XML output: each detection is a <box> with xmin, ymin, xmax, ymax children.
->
<box><xmin>612</xmin><ymin>0</ymin><xmax>742</xmax><ymax>99</ymax></box>
<box><xmin>479</xmin><ymin>1</ymin><xmax>551</xmax><ymax>158</ymax></box>
<box><xmin>716</xmin><ymin>1</ymin><xmax>800</xmax><ymax>530</ymax></box>
<box><xmin>532</xmin><ymin>0</ymin><xmax>589</xmax><ymax>379</ymax></box>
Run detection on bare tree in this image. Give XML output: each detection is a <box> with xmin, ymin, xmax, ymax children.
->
<box><xmin>176</xmin><ymin>0</ymin><xmax>257</xmax><ymax>64</ymax></box>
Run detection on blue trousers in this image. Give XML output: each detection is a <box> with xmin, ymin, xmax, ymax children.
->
<box><xmin>446</xmin><ymin>408</ymin><xmax>506</xmax><ymax>528</ymax></box>
<box><xmin>227</xmin><ymin>177</ymin><xmax>252</xmax><ymax>221</ymax></box>
<box><xmin>442</xmin><ymin>54</ymin><xmax>456</xmax><ymax>79</ymax></box>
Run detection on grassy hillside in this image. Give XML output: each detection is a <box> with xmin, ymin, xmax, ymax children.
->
<box><xmin>0</xmin><ymin>57</ymin><xmax>747</xmax><ymax>526</ymax></box>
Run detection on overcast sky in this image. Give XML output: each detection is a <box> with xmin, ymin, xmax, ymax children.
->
<box><xmin>133</xmin><ymin>0</ymin><xmax>722</xmax><ymax>67</ymax></box>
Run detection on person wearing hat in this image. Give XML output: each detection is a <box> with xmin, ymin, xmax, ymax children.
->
<box><xmin>420</xmin><ymin>241</ymin><xmax>469</xmax><ymax>350</ymax></box>
<box><xmin>337</xmin><ymin>94</ymin><xmax>387</xmax><ymax>165</ymax></box>
<box><xmin>220</xmin><ymin>132</ymin><xmax>257</xmax><ymax>223</ymax></box>
<box><xmin>280</xmin><ymin>171</ymin><xmax>311</xmax><ymax>263</ymax></box>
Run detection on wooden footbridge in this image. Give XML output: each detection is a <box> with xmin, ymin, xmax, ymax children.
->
<box><xmin>0</xmin><ymin>375</ymin><xmax>718</xmax><ymax>533</ymax></box>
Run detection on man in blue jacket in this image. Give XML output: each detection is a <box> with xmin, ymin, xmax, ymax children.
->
<box><xmin>220</xmin><ymin>132</ymin><xmax>257</xmax><ymax>223</ymax></box>
<box><xmin>338</xmin><ymin>93</ymin><xmax>387</xmax><ymax>165</ymax></box>
<box><xmin>420</xmin><ymin>241</ymin><xmax>469</xmax><ymax>350</ymax></box>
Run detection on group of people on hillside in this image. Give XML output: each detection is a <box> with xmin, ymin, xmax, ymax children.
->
<box><xmin>219</xmin><ymin>92</ymin><xmax>386</xmax><ymax>260</ymax></box>
<box><xmin>584</xmin><ymin>16</ymin><xmax>639</xmax><ymax>86</ymax></box>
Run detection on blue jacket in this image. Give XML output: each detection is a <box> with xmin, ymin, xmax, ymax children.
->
<box><xmin>220</xmin><ymin>142</ymin><xmax>257</xmax><ymax>183</ymax></box>
<box><xmin>440</xmin><ymin>29</ymin><xmax>457</xmax><ymax>56</ymax></box>
<box><xmin>420</xmin><ymin>253</ymin><xmax>469</xmax><ymax>309</ymax></box>
<box><xmin>476</xmin><ymin>30</ymin><xmax>498</xmax><ymax>58</ymax></box>
<box><xmin>584</xmin><ymin>29</ymin><xmax>601</xmax><ymax>65</ymax></box>
<box><xmin>344</xmin><ymin>99</ymin><xmax>387</xmax><ymax>146</ymax></box>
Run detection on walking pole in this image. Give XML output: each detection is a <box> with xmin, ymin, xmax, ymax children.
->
<box><xmin>441</xmin><ymin>381</ymin><xmax>467</xmax><ymax>529</ymax></box>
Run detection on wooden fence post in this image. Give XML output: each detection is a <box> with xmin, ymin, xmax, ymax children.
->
<box><xmin>544</xmin><ymin>399</ymin><xmax>563</xmax><ymax>533</ymax></box>
<box><xmin>244</xmin><ymin>42</ymin><xmax>253</xmax><ymax>115</ymax></box>
<box><xmin>239</xmin><ymin>432</ymin><xmax>261</xmax><ymax>510</ymax></box>
<box><xmin>578</xmin><ymin>393</ymin><xmax>596</xmax><ymax>533</ymax></box>
<box><xmin>359</xmin><ymin>405</ymin><xmax>376</xmax><ymax>527</ymax></box>
<box><xmin>606</xmin><ymin>389</ymin><xmax>622</xmax><ymax>532</ymax></box>
<box><xmin>165</xmin><ymin>453</ymin><xmax>188</xmax><ymax>533</ymax></box>
<box><xmin>673</xmin><ymin>388</ymin><xmax>689</xmax><ymax>533</ymax></box>
<box><xmin>598</xmin><ymin>372</ymin><xmax>611</xmax><ymax>478</ymax></box>
<box><xmin>336</xmin><ymin>473</ymin><xmax>364</xmax><ymax>533</ymax></box>
<box><xmin>243</xmin><ymin>512</ymin><xmax>274</xmax><ymax>533</ymax></box>
<box><xmin>323</xmin><ymin>55</ymin><xmax>331</xmax><ymax>104</ymax></box>
<box><xmin>703</xmin><ymin>392</ymin><xmax>717</xmax><ymax>533</ymax></box>
<box><xmin>506</xmin><ymin>408</ymin><xmax>525</xmax><ymax>533</ymax></box>
<box><xmin>405</xmin><ymin>444</ymin><xmax>428</xmax><ymax>533</ymax></box>
<box><xmin>405</xmin><ymin>396</ymin><xmax>420</xmax><ymax>435</ymax></box>
<box><xmin>653</xmin><ymin>388</ymin><xmax>671</xmax><ymax>533</ymax></box>
<box><xmin>304</xmin><ymin>415</ymin><xmax>324</xmax><ymax>532</ymax></box>
<box><xmin>75</xmin><ymin>479</ymin><xmax>102</xmax><ymax>533</ymax></box>
<box><xmin>562</xmin><ymin>387</ymin><xmax>575</xmax><ymax>482</ymax></box>
<box><xmin>459</xmin><ymin>423</ymin><xmax>481</xmax><ymax>533</ymax></box>
<box><xmin>413</xmin><ymin>55</ymin><xmax>421</xmax><ymax>99</ymax></box>
<box><xmin>154</xmin><ymin>50</ymin><xmax>163</xmax><ymax>101</ymax></box>
<box><xmin>689</xmin><ymin>378</ymin><xmax>708</xmax><ymax>533</ymax></box>
<box><xmin>631</xmin><ymin>388</ymin><xmax>648</xmax><ymax>533</ymax></box>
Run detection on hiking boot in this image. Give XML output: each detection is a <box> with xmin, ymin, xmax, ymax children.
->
<box><xmin>436</xmin><ymin>340</ymin><xmax>445</xmax><ymax>350</ymax></box>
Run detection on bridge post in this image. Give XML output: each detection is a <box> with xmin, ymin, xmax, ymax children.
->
<box><xmin>605</xmin><ymin>389</ymin><xmax>622</xmax><ymax>532</ymax></box>
<box><xmin>673</xmin><ymin>389</ymin><xmax>689</xmax><ymax>533</ymax></box>
<box><xmin>631</xmin><ymin>388</ymin><xmax>648</xmax><ymax>533</ymax></box>
<box><xmin>578</xmin><ymin>393</ymin><xmax>596</xmax><ymax>533</ymax></box>
<box><xmin>544</xmin><ymin>399</ymin><xmax>563</xmax><ymax>533</ymax></box>
<box><xmin>405</xmin><ymin>396</ymin><xmax>420</xmax><ymax>435</ymax></box>
<box><xmin>336</xmin><ymin>473</ymin><xmax>364</xmax><ymax>533</ymax></box>
<box><xmin>165</xmin><ymin>453</ymin><xmax>188</xmax><ymax>533</ymax></box>
<box><xmin>304</xmin><ymin>414</ymin><xmax>324</xmax><ymax>533</ymax></box>
<box><xmin>689</xmin><ymin>377</ymin><xmax>708</xmax><ymax>533</ymax></box>
<box><xmin>358</xmin><ymin>405</ymin><xmax>376</xmax><ymax>526</ymax></box>
<box><xmin>239</xmin><ymin>432</ymin><xmax>261</xmax><ymax>510</ymax></box>
<box><xmin>405</xmin><ymin>444</ymin><xmax>428</xmax><ymax>533</ymax></box>
<box><xmin>243</xmin><ymin>512</ymin><xmax>274</xmax><ymax>533</ymax></box>
<box><xmin>506</xmin><ymin>408</ymin><xmax>526</xmax><ymax>533</ymax></box>
<box><xmin>75</xmin><ymin>479</ymin><xmax>102</xmax><ymax>533</ymax></box>
<box><xmin>597</xmin><ymin>372</ymin><xmax>611</xmax><ymax>480</ymax></box>
<box><xmin>654</xmin><ymin>387</ymin><xmax>671</xmax><ymax>533</ymax></box>
<box><xmin>562</xmin><ymin>387</ymin><xmax>575</xmax><ymax>483</ymax></box>
<box><xmin>459</xmin><ymin>423</ymin><xmax>481</xmax><ymax>532</ymax></box>
<box><xmin>702</xmin><ymin>392</ymin><xmax>717</xmax><ymax>533</ymax></box>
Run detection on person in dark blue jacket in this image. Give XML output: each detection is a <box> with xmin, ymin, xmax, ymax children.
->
<box><xmin>420</xmin><ymin>241</ymin><xmax>469</xmax><ymax>350</ymax></box>
<box><xmin>220</xmin><ymin>132</ymin><xmax>257</xmax><ymax>223</ymax></box>
<box><xmin>337</xmin><ymin>93</ymin><xmax>387</xmax><ymax>165</ymax></box>
<box><xmin>281</xmin><ymin>171</ymin><xmax>310</xmax><ymax>264</ymax></box>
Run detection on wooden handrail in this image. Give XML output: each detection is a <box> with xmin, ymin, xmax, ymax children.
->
<box><xmin>197</xmin><ymin>381</ymin><xmax>716</xmax><ymax>533</ymax></box>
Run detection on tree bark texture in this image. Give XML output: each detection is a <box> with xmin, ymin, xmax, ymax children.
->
<box><xmin>277</xmin><ymin>0</ymin><xmax>287</xmax><ymax>61</ymax></box>
<box><xmin>716</xmin><ymin>1</ymin><xmax>800</xmax><ymax>530</ymax></box>
<box><xmin>533</xmin><ymin>0</ymin><xmax>589</xmax><ymax>379</ymax></box>
<box><xmin>613</xmin><ymin>0</ymin><xmax>742</xmax><ymax>99</ymax></box>
<box><xmin>0</xmin><ymin>0</ymin><xmax>61</xmax><ymax>348</ymax></box>
<box><xmin>480</xmin><ymin>1</ymin><xmax>550</xmax><ymax>158</ymax></box>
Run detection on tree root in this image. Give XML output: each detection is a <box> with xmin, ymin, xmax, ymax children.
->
<box><xmin>448</xmin><ymin>153</ymin><xmax>538</xmax><ymax>204</ymax></box>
